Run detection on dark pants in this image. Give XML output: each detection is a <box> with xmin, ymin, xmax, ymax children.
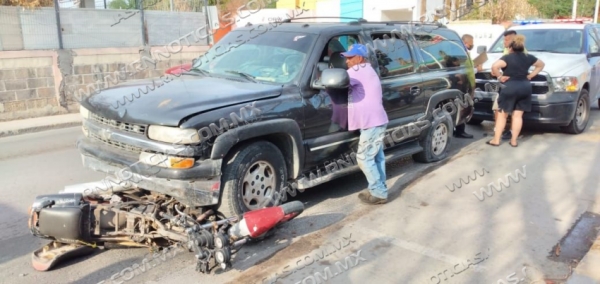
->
<box><xmin>455</xmin><ymin>123</ymin><xmax>466</xmax><ymax>134</ymax></box>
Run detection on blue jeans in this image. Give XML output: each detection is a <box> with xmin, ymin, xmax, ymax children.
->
<box><xmin>356</xmin><ymin>124</ymin><xmax>388</xmax><ymax>199</ymax></box>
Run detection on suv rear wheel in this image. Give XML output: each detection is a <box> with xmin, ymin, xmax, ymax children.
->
<box><xmin>219</xmin><ymin>141</ymin><xmax>287</xmax><ymax>217</ymax></box>
<box><xmin>561</xmin><ymin>89</ymin><xmax>590</xmax><ymax>134</ymax></box>
<box><xmin>413</xmin><ymin>110</ymin><xmax>453</xmax><ymax>163</ymax></box>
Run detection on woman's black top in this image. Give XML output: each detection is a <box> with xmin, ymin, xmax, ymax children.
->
<box><xmin>500</xmin><ymin>53</ymin><xmax>539</xmax><ymax>80</ymax></box>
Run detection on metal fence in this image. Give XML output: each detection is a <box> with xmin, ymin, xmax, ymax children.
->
<box><xmin>0</xmin><ymin>1</ymin><xmax>216</xmax><ymax>51</ymax></box>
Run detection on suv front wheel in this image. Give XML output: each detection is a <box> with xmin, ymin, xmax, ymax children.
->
<box><xmin>219</xmin><ymin>141</ymin><xmax>288</xmax><ymax>217</ymax></box>
<box><xmin>561</xmin><ymin>89</ymin><xmax>590</xmax><ymax>134</ymax></box>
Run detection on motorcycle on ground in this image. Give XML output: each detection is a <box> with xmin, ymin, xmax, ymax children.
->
<box><xmin>27</xmin><ymin>187</ymin><xmax>304</xmax><ymax>274</ymax></box>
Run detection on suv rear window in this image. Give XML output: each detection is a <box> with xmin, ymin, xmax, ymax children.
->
<box><xmin>414</xmin><ymin>30</ymin><xmax>470</xmax><ymax>70</ymax></box>
<box><xmin>489</xmin><ymin>29</ymin><xmax>584</xmax><ymax>54</ymax></box>
<box><xmin>192</xmin><ymin>30</ymin><xmax>317</xmax><ymax>84</ymax></box>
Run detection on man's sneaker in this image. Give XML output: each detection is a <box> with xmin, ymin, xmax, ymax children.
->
<box><xmin>358</xmin><ymin>191</ymin><xmax>387</xmax><ymax>205</ymax></box>
<box><xmin>502</xmin><ymin>130</ymin><xmax>512</xmax><ymax>140</ymax></box>
<box><xmin>358</xmin><ymin>189</ymin><xmax>370</xmax><ymax>199</ymax></box>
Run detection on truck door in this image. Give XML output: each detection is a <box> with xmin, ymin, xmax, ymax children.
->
<box><xmin>412</xmin><ymin>30</ymin><xmax>473</xmax><ymax>125</ymax></box>
<box><xmin>367</xmin><ymin>31</ymin><xmax>425</xmax><ymax>149</ymax></box>
<box><xmin>301</xmin><ymin>33</ymin><xmax>363</xmax><ymax>170</ymax></box>
<box><xmin>586</xmin><ymin>27</ymin><xmax>600</xmax><ymax>98</ymax></box>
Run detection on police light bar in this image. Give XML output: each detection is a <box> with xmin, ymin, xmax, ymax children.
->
<box><xmin>513</xmin><ymin>20</ymin><xmax>543</xmax><ymax>25</ymax></box>
<box><xmin>512</xmin><ymin>18</ymin><xmax>592</xmax><ymax>25</ymax></box>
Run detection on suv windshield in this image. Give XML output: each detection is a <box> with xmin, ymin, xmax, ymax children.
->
<box><xmin>489</xmin><ymin>29</ymin><xmax>584</xmax><ymax>54</ymax></box>
<box><xmin>191</xmin><ymin>30</ymin><xmax>316</xmax><ymax>84</ymax></box>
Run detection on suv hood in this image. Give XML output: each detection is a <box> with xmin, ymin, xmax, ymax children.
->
<box><xmin>482</xmin><ymin>52</ymin><xmax>587</xmax><ymax>77</ymax></box>
<box><xmin>81</xmin><ymin>74</ymin><xmax>282</xmax><ymax>126</ymax></box>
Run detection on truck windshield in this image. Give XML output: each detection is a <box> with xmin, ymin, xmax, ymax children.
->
<box><xmin>190</xmin><ymin>30</ymin><xmax>316</xmax><ymax>84</ymax></box>
<box><xmin>489</xmin><ymin>29</ymin><xmax>583</xmax><ymax>54</ymax></box>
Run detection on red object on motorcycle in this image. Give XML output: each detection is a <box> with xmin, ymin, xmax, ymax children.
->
<box><xmin>241</xmin><ymin>206</ymin><xmax>285</xmax><ymax>238</ymax></box>
<box><xmin>165</xmin><ymin>63</ymin><xmax>192</xmax><ymax>75</ymax></box>
<box><xmin>228</xmin><ymin>201</ymin><xmax>304</xmax><ymax>239</ymax></box>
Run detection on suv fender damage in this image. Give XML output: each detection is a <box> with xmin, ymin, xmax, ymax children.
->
<box><xmin>211</xmin><ymin>118</ymin><xmax>305</xmax><ymax>180</ymax></box>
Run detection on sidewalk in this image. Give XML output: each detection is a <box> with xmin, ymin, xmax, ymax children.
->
<box><xmin>566</xmin><ymin>236</ymin><xmax>600</xmax><ymax>284</ymax></box>
<box><xmin>0</xmin><ymin>113</ymin><xmax>81</xmax><ymax>138</ymax></box>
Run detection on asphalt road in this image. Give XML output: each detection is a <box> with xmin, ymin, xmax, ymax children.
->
<box><xmin>1</xmin><ymin>107</ymin><xmax>599</xmax><ymax>284</ymax></box>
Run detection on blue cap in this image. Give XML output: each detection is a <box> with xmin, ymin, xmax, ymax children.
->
<box><xmin>341</xmin><ymin>44</ymin><xmax>368</xmax><ymax>58</ymax></box>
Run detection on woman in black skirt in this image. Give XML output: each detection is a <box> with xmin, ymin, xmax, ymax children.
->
<box><xmin>487</xmin><ymin>35</ymin><xmax>545</xmax><ymax>147</ymax></box>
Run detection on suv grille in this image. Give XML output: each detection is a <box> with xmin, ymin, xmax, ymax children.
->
<box><xmin>475</xmin><ymin>72</ymin><xmax>549</xmax><ymax>95</ymax></box>
<box><xmin>90</xmin><ymin>112</ymin><xmax>147</xmax><ymax>135</ymax></box>
<box><xmin>90</xmin><ymin>132</ymin><xmax>143</xmax><ymax>153</ymax></box>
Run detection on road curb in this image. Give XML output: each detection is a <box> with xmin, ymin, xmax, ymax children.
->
<box><xmin>0</xmin><ymin>121</ymin><xmax>82</xmax><ymax>138</ymax></box>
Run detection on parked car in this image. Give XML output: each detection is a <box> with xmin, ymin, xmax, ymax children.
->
<box><xmin>470</xmin><ymin>21</ymin><xmax>600</xmax><ymax>134</ymax></box>
<box><xmin>76</xmin><ymin>19</ymin><xmax>475</xmax><ymax>217</ymax></box>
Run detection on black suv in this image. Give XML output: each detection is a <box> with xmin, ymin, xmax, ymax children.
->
<box><xmin>77</xmin><ymin>19</ymin><xmax>475</xmax><ymax>217</ymax></box>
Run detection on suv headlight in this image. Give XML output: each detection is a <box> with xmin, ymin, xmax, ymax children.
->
<box><xmin>147</xmin><ymin>125</ymin><xmax>200</xmax><ymax>144</ymax></box>
<box><xmin>80</xmin><ymin>105</ymin><xmax>90</xmax><ymax>119</ymax></box>
<box><xmin>552</xmin><ymin>77</ymin><xmax>578</xmax><ymax>92</ymax></box>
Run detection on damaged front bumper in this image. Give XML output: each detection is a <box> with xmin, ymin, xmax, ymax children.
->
<box><xmin>74</xmin><ymin>117</ymin><xmax>223</xmax><ymax>207</ymax></box>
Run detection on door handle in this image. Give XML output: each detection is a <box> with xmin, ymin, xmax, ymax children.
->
<box><xmin>410</xmin><ymin>86</ymin><xmax>421</xmax><ymax>95</ymax></box>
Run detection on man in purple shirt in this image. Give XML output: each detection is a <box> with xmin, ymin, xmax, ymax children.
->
<box><xmin>341</xmin><ymin>44</ymin><xmax>389</xmax><ymax>205</ymax></box>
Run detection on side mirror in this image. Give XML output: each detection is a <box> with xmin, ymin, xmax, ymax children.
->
<box><xmin>591</xmin><ymin>45</ymin><xmax>599</xmax><ymax>53</ymax></box>
<box><xmin>320</xmin><ymin>68</ymin><xmax>349</xmax><ymax>89</ymax></box>
<box><xmin>310</xmin><ymin>62</ymin><xmax>330</xmax><ymax>90</ymax></box>
<box><xmin>476</xmin><ymin>45</ymin><xmax>487</xmax><ymax>54</ymax></box>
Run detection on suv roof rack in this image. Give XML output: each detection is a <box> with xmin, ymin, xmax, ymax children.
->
<box><xmin>280</xmin><ymin>17</ymin><xmax>445</xmax><ymax>28</ymax></box>
<box><xmin>360</xmin><ymin>21</ymin><xmax>444</xmax><ymax>27</ymax></box>
<box><xmin>281</xmin><ymin>17</ymin><xmax>367</xmax><ymax>23</ymax></box>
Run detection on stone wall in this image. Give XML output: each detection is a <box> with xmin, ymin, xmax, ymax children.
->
<box><xmin>0</xmin><ymin>46</ymin><xmax>208</xmax><ymax>121</ymax></box>
<box><xmin>0</xmin><ymin>66</ymin><xmax>57</xmax><ymax>114</ymax></box>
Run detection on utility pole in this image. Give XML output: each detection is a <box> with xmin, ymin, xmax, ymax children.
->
<box><xmin>421</xmin><ymin>0</ymin><xmax>427</xmax><ymax>22</ymax></box>
<box><xmin>594</xmin><ymin>0</ymin><xmax>599</xmax><ymax>23</ymax></box>
<box><xmin>572</xmin><ymin>0</ymin><xmax>578</xmax><ymax>19</ymax></box>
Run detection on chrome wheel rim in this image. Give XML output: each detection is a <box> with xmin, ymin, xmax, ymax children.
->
<box><xmin>242</xmin><ymin>161</ymin><xmax>276</xmax><ymax>210</ymax></box>
<box><xmin>432</xmin><ymin>123</ymin><xmax>448</xmax><ymax>156</ymax></box>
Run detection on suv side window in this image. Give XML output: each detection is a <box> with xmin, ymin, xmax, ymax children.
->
<box><xmin>312</xmin><ymin>34</ymin><xmax>362</xmax><ymax>87</ymax></box>
<box><xmin>371</xmin><ymin>33</ymin><xmax>416</xmax><ymax>78</ymax></box>
<box><xmin>588</xmin><ymin>28</ymin><xmax>600</xmax><ymax>53</ymax></box>
<box><xmin>414</xmin><ymin>32</ymin><xmax>469</xmax><ymax>70</ymax></box>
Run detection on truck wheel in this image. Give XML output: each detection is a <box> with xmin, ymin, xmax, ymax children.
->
<box><xmin>561</xmin><ymin>89</ymin><xmax>590</xmax><ymax>134</ymax></box>
<box><xmin>219</xmin><ymin>141</ymin><xmax>287</xmax><ymax>218</ymax></box>
<box><xmin>413</xmin><ymin>111</ymin><xmax>453</xmax><ymax>163</ymax></box>
<box><xmin>467</xmin><ymin>118</ymin><xmax>483</xmax><ymax>125</ymax></box>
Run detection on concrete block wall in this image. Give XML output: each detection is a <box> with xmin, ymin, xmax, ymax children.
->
<box><xmin>0</xmin><ymin>51</ymin><xmax>61</xmax><ymax>120</ymax></box>
<box><xmin>0</xmin><ymin>46</ymin><xmax>209</xmax><ymax>121</ymax></box>
<box><xmin>0</xmin><ymin>67</ymin><xmax>57</xmax><ymax>112</ymax></box>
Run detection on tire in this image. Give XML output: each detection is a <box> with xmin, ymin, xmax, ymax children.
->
<box><xmin>560</xmin><ymin>89</ymin><xmax>590</xmax><ymax>134</ymax></box>
<box><xmin>597</xmin><ymin>98</ymin><xmax>600</xmax><ymax>110</ymax></box>
<box><xmin>467</xmin><ymin>118</ymin><xmax>483</xmax><ymax>125</ymax></box>
<box><xmin>413</xmin><ymin>111</ymin><xmax>453</xmax><ymax>163</ymax></box>
<box><xmin>219</xmin><ymin>141</ymin><xmax>288</xmax><ymax>218</ymax></box>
